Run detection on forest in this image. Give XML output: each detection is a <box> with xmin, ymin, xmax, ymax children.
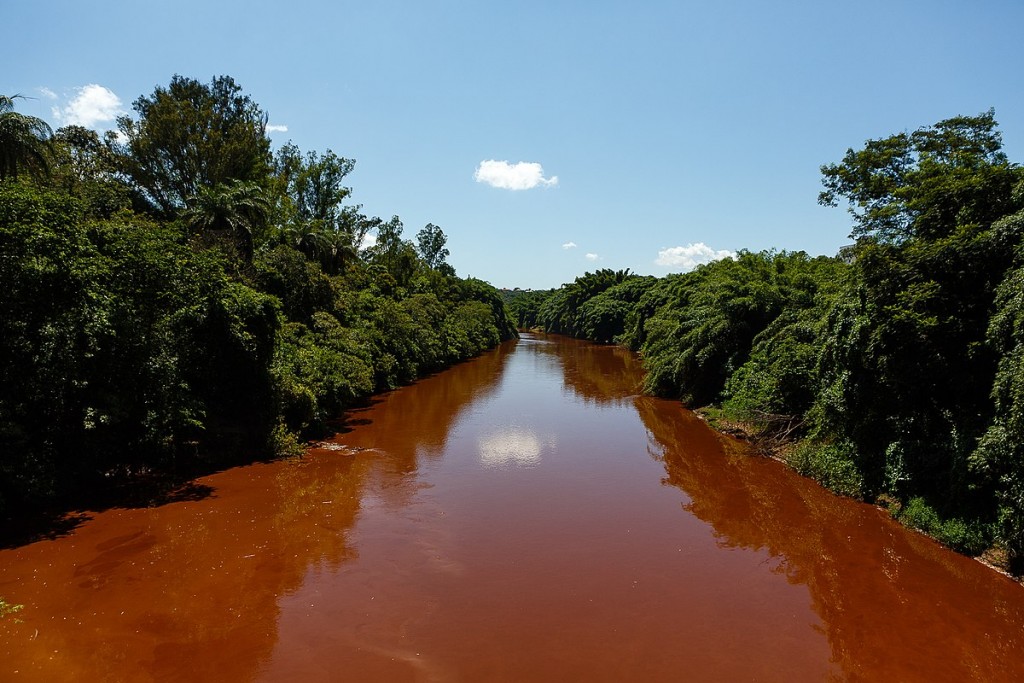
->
<box><xmin>507</xmin><ymin>110</ymin><xmax>1024</xmax><ymax>575</ymax></box>
<box><xmin>0</xmin><ymin>76</ymin><xmax>517</xmax><ymax>519</ymax></box>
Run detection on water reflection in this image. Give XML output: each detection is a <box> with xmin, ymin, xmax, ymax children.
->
<box><xmin>478</xmin><ymin>426</ymin><xmax>552</xmax><ymax>468</ymax></box>
<box><xmin>523</xmin><ymin>333</ymin><xmax>643</xmax><ymax>405</ymax></box>
<box><xmin>338</xmin><ymin>339</ymin><xmax>515</xmax><ymax>465</ymax></box>
<box><xmin>637</xmin><ymin>395</ymin><xmax>1024</xmax><ymax>682</ymax></box>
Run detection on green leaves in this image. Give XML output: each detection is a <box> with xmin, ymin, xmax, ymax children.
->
<box><xmin>113</xmin><ymin>75</ymin><xmax>271</xmax><ymax>216</ymax></box>
<box><xmin>182</xmin><ymin>180</ymin><xmax>271</xmax><ymax>262</ymax></box>
<box><xmin>533</xmin><ymin>268</ymin><xmax>638</xmax><ymax>338</ymax></box>
<box><xmin>0</xmin><ymin>73</ymin><xmax>519</xmax><ymax>521</ymax></box>
<box><xmin>0</xmin><ymin>94</ymin><xmax>53</xmax><ymax>181</ymax></box>
<box><xmin>0</xmin><ymin>182</ymin><xmax>281</xmax><ymax>506</ymax></box>
<box><xmin>416</xmin><ymin>223</ymin><xmax>451</xmax><ymax>271</ymax></box>
<box><xmin>636</xmin><ymin>252</ymin><xmax>842</xmax><ymax>407</ymax></box>
<box><xmin>820</xmin><ymin>109</ymin><xmax>1022</xmax><ymax>243</ymax></box>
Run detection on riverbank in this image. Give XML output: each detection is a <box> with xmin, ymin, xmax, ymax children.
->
<box><xmin>692</xmin><ymin>406</ymin><xmax>1021</xmax><ymax>581</ymax></box>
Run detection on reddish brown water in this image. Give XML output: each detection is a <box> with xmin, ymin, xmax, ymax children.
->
<box><xmin>2</xmin><ymin>333</ymin><xmax>1024</xmax><ymax>682</ymax></box>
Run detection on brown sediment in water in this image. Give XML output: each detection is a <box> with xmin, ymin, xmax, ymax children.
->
<box><xmin>0</xmin><ymin>334</ymin><xmax>1022</xmax><ymax>682</ymax></box>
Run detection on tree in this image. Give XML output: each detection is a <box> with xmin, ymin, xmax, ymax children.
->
<box><xmin>416</xmin><ymin>223</ymin><xmax>450</xmax><ymax>270</ymax></box>
<box><xmin>637</xmin><ymin>253</ymin><xmax>819</xmax><ymax>406</ymax></box>
<box><xmin>269</xmin><ymin>142</ymin><xmax>373</xmax><ymax>273</ymax></box>
<box><xmin>0</xmin><ymin>94</ymin><xmax>52</xmax><ymax>181</ymax></box>
<box><xmin>368</xmin><ymin>216</ymin><xmax>419</xmax><ymax>289</ymax></box>
<box><xmin>182</xmin><ymin>180</ymin><xmax>271</xmax><ymax>262</ymax></box>
<box><xmin>50</xmin><ymin>125</ymin><xmax>133</xmax><ymax>217</ymax></box>
<box><xmin>114</xmin><ymin>75</ymin><xmax>271</xmax><ymax>215</ymax></box>
<box><xmin>970</xmin><ymin>207</ymin><xmax>1024</xmax><ymax>572</ymax></box>
<box><xmin>819</xmin><ymin>110</ymin><xmax>1021</xmax><ymax>243</ymax></box>
<box><xmin>537</xmin><ymin>268</ymin><xmax>634</xmax><ymax>336</ymax></box>
<box><xmin>272</xmin><ymin>143</ymin><xmax>355</xmax><ymax>228</ymax></box>
<box><xmin>812</xmin><ymin>112</ymin><xmax>1024</xmax><ymax>526</ymax></box>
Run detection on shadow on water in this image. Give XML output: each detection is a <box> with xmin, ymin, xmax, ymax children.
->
<box><xmin>0</xmin><ymin>480</ymin><xmax>217</xmax><ymax>550</ymax></box>
<box><xmin>636</xmin><ymin>395</ymin><xmax>1024</xmax><ymax>683</ymax></box>
<box><xmin>518</xmin><ymin>332</ymin><xmax>644</xmax><ymax>404</ymax></box>
<box><xmin>0</xmin><ymin>510</ymin><xmax>92</xmax><ymax>549</ymax></box>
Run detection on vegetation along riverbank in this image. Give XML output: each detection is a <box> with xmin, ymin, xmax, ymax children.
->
<box><xmin>505</xmin><ymin>110</ymin><xmax>1024</xmax><ymax>577</ymax></box>
<box><xmin>0</xmin><ymin>77</ymin><xmax>516</xmax><ymax>526</ymax></box>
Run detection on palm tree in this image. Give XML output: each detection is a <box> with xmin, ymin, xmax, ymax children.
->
<box><xmin>0</xmin><ymin>94</ymin><xmax>52</xmax><ymax>181</ymax></box>
<box><xmin>182</xmin><ymin>180</ymin><xmax>271</xmax><ymax>262</ymax></box>
<box><xmin>276</xmin><ymin>221</ymin><xmax>330</xmax><ymax>261</ymax></box>
<box><xmin>319</xmin><ymin>228</ymin><xmax>360</xmax><ymax>275</ymax></box>
<box><xmin>274</xmin><ymin>220</ymin><xmax>361</xmax><ymax>275</ymax></box>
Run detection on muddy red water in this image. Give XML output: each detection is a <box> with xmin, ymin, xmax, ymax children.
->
<box><xmin>2</xmin><ymin>334</ymin><xmax>1023</xmax><ymax>682</ymax></box>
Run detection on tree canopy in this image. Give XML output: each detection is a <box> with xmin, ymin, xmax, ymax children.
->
<box><xmin>819</xmin><ymin>110</ymin><xmax>1022</xmax><ymax>242</ymax></box>
<box><xmin>113</xmin><ymin>75</ymin><xmax>272</xmax><ymax>215</ymax></box>
<box><xmin>0</xmin><ymin>94</ymin><xmax>52</xmax><ymax>181</ymax></box>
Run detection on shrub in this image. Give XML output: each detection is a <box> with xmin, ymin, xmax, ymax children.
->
<box><xmin>786</xmin><ymin>440</ymin><xmax>864</xmax><ymax>499</ymax></box>
<box><xmin>896</xmin><ymin>497</ymin><xmax>993</xmax><ymax>556</ymax></box>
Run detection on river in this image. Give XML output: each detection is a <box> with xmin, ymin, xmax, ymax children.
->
<box><xmin>1</xmin><ymin>333</ymin><xmax>1023</xmax><ymax>681</ymax></box>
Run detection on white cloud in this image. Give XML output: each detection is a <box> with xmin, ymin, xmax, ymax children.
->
<box><xmin>360</xmin><ymin>232</ymin><xmax>378</xmax><ymax>250</ymax></box>
<box><xmin>655</xmin><ymin>243</ymin><xmax>736</xmax><ymax>270</ymax></box>
<box><xmin>266</xmin><ymin>123</ymin><xmax>288</xmax><ymax>133</ymax></box>
<box><xmin>474</xmin><ymin>159</ymin><xmax>558</xmax><ymax>190</ymax></box>
<box><xmin>562</xmin><ymin>241</ymin><xmax>577</xmax><ymax>249</ymax></box>
<box><xmin>585</xmin><ymin>253</ymin><xmax>600</xmax><ymax>262</ymax></box>
<box><xmin>38</xmin><ymin>86</ymin><xmax>57</xmax><ymax>100</ymax></box>
<box><xmin>53</xmin><ymin>84</ymin><xmax>124</xmax><ymax>129</ymax></box>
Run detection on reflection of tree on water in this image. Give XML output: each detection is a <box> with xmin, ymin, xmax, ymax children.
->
<box><xmin>521</xmin><ymin>333</ymin><xmax>643</xmax><ymax>405</ymax></box>
<box><xmin>337</xmin><ymin>339</ymin><xmax>515</xmax><ymax>462</ymax></box>
<box><xmin>636</xmin><ymin>396</ymin><xmax>1024</xmax><ymax>682</ymax></box>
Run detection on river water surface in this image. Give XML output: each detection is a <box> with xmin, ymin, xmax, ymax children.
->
<box><xmin>2</xmin><ymin>334</ymin><xmax>1024</xmax><ymax>681</ymax></box>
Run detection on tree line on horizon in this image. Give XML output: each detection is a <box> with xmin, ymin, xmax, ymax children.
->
<box><xmin>0</xmin><ymin>76</ymin><xmax>516</xmax><ymax>518</ymax></box>
<box><xmin>506</xmin><ymin>110</ymin><xmax>1024</xmax><ymax>574</ymax></box>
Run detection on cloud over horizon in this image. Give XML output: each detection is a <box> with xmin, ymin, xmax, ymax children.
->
<box><xmin>655</xmin><ymin>243</ymin><xmax>736</xmax><ymax>270</ymax></box>
<box><xmin>562</xmin><ymin>241</ymin><xmax>577</xmax><ymax>249</ymax></box>
<box><xmin>474</xmin><ymin>159</ymin><xmax>558</xmax><ymax>190</ymax></box>
<box><xmin>266</xmin><ymin>123</ymin><xmax>288</xmax><ymax>133</ymax></box>
<box><xmin>585</xmin><ymin>253</ymin><xmax>600</xmax><ymax>262</ymax></box>
<box><xmin>52</xmin><ymin>84</ymin><xmax>124</xmax><ymax>129</ymax></box>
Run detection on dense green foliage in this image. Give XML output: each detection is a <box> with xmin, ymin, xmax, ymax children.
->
<box><xmin>505</xmin><ymin>269</ymin><xmax>655</xmax><ymax>344</ymax></box>
<box><xmin>0</xmin><ymin>77</ymin><xmax>515</xmax><ymax>517</ymax></box>
<box><xmin>525</xmin><ymin>112</ymin><xmax>1024</xmax><ymax>573</ymax></box>
<box><xmin>0</xmin><ymin>95</ymin><xmax>52</xmax><ymax>181</ymax></box>
<box><xmin>113</xmin><ymin>75</ymin><xmax>272</xmax><ymax>216</ymax></box>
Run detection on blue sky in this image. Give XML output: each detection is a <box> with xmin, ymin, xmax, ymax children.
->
<box><xmin>5</xmin><ymin>0</ymin><xmax>1023</xmax><ymax>289</ymax></box>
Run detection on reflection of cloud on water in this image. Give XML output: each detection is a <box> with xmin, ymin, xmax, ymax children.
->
<box><xmin>478</xmin><ymin>427</ymin><xmax>552</xmax><ymax>468</ymax></box>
